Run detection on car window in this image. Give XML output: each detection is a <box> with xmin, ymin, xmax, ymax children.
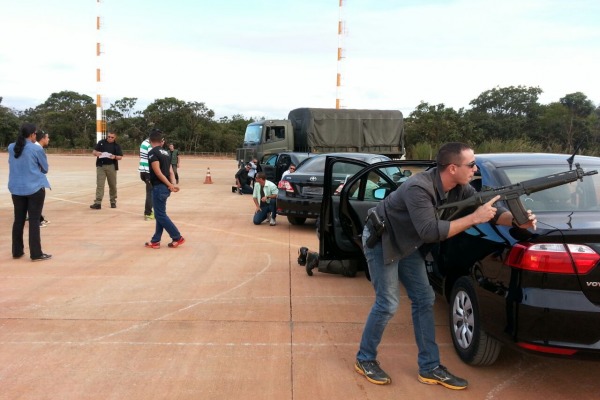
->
<box><xmin>346</xmin><ymin>164</ymin><xmax>429</xmax><ymax>201</ymax></box>
<box><xmin>502</xmin><ymin>165</ymin><xmax>600</xmax><ymax>212</ymax></box>
<box><xmin>297</xmin><ymin>156</ymin><xmax>326</xmax><ymax>173</ymax></box>
<box><xmin>295</xmin><ymin>154</ymin><xmax>311</xmax><ymax>164</ymax></box>
<box><xmin>263</xmin><ymin>155</ymin><xmax>277</xmax><ymax>166</ymax></box>
<box><xmin>278</xmin><ymin>155</ymin><xmax>291</xmax><ymax>167</ymax></box>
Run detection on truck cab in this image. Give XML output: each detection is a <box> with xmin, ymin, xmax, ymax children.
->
<box><xmin>236</xmin><ymin>120</ymin><xmax>293</xmax><ymax>165</ymax></box>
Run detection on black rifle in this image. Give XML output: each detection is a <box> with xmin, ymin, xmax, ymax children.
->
<box><xmin>437</xmin><ymin>163</ymin><xmax>597</xmax><ymax>224</ymax></box>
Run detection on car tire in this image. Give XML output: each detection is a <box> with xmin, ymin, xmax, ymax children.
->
<box><xmin>287</xmin><ymin>216</ymin><xmax>306</xmax><ymax>225</ymax></box>
<box><xmin>449</xmin><ymin>276</ymin><xmax>501</xmax><ymax>366</ymax></box>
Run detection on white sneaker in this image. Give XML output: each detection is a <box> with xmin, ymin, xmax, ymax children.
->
<box><xmin>270</xmin><ymin>217</ymin><xmax>276</xmax><ymax>226</ymax></box>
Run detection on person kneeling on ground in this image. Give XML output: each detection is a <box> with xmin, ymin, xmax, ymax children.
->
<box><xmin>252</xmin><ymin>172</ymin><xmax>278</xmax><ymax>226</ymax></box>
<box><xmin>235</xmin><ymin>163</ymin><xmax>253</xmax><ymax>194</ymax></box>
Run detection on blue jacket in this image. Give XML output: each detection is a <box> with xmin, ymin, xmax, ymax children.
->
<box><xmin>8</xmin><ymin>141</ymin><xmax>51</xmax><ymax>196</ymax></box>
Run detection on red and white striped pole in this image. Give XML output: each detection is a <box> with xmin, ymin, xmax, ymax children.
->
<box><xmin>336</xmin><ymin>0</ymin><xmax>345</xmax><ymax>109</ymax></box>
<box><xmin>96</xmin><ymin>0</ymin><xmax>105</xmax><ymax>142</ymax></box>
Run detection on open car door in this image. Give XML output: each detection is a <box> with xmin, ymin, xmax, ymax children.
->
<box><xmin>309</xmin><ymin>156</ymin><xmax>435</xmax><ymax>277</ymax></box>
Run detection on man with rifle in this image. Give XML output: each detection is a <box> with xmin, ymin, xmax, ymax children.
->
<box><xmin>355</xmin><ymin>142</ymin><xmax>537</xmax><ymax>390</ymax></box>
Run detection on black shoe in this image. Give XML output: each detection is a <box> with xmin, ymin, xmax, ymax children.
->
<box><xmin>418</xmin><ymin>365</ymin><xmax>468</xmax><ymax>390</ymax></box>
<box><xmin>297</xmin><ymin>247</ymin><xmax>309</xmax><ymax>266</ymax></box>
<box><xmin>111</xmin><ymin>203</ymin><xmax>116</xmax><ymax>208</ymax></box>
<box><xmin>31</xmin><ymin>254</ymin><xmax>52</xmax><ymax>262</ymax></box>
<box><xmin>355</xmin><ymin>360</ymin><xmax>391</xmax><ymax>385</ymax></box>
<box><xmin>13</xmin><ymin>253</ymin><xmax>25</xmax><ymax>259</ymax></box>
<box><xmin>90</xmin><ymin>204</ymin><xmax>101</xmax><ymax>209</ymax></box>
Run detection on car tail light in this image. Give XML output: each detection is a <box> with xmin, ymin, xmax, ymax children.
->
<box><xmin>505</xmin><ymin>242</ymin><xmax>600</xmax><ymax>274</ymax></box>
<box><xmin>278</xmin><ymin>180</ymin><xmax>294</xmax><ymax>193</ymax></box>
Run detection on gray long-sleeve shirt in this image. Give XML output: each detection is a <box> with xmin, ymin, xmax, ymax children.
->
<box><xmin>375</xmin><ymin>167</ymin><xmax>477</xmax><ymax>265</ymax></box>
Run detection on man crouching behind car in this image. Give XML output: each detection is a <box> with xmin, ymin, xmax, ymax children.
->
<box><xmin>354</xmin><ymin>142</ymin><xmax>537</xmax><ymax>390</ymax></box>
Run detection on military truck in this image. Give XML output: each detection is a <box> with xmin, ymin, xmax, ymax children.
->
<box><xmin>236</xmin><ymin>108</ymin><xmax>405</xmax><ymax>165</ymax></box>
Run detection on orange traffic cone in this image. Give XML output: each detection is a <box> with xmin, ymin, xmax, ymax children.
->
<box><xmin>204</xmin><ymin>167</ymin><xmax>213</xmax><ymax>184</ymax></box>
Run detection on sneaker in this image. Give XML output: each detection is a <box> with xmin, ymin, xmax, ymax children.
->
<box><xmin>354</xmin><ymin>360</ymin><xmax>391</xmax><ymax>385</ymax></box>
<box><xmin>145</xmin><ymin>241</ymin><xmax>160</xmax><ymax>249</ymax></box>
<box><xmin>144</xmin><ymin>213</ymin><xmax>155</xmax><ymax>221</ymax></box>
<box><xmin>418</xmin><ymin>365</ymin><xmax>468</xmax><ymax>390</ymax></box>
<box><xmin>13</xmin><ymin>253</ymin><xmax>25</xmax><ymax>259</ymax></box>
<box><xmin>40</xmin><ymin>221</ymin><xmax>48</xmax><ymax>228</ymax></box>
<box><xmin>270</xmin><ymin>217</ymin><xmax>276</xmax><ymax>226</ymax></box>
<box><xmin>168</xmin><ymin>237</ymin><xmax>185</xmax><ymax>248</ymax></box>
<box><xmin>42</xmin><ymin>219</ymin><xmax>50</xmax><ymax>225</ymax></box>
<box><xmin>90</xmin><ymin>204</ymin><xmax>101</xmax><ymax>210</ymax></box>
<box><xmin>31</xmin><ymin>254</ymin><xmax>52</xmax><ymax>262</ymax></box>
<box><xmin>111</xmin><ymin>203</ymin><xmax>117</xmax><ymax>208</ymax></box>
<box><xmin>238</xmin><ymin>188</ymin><xmax>243</xmax><ymax>195</ymax></box>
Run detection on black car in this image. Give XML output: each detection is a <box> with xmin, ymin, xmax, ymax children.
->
<box><xmin>276</xmin><ymin>152</ymin><xmax>391</xmax><ymax>225</ymax></box>
<box><xmin>260</xmin><ymin>152</ymin><xmax>314</xmax><ymax>183</ymax></box>
<box><xmin>314</xmin><ymin>153</ymin><xmax>600</xmax><ymax>365</ymax></box>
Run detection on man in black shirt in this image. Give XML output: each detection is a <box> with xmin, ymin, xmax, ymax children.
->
<box><xmin>90</xmin><ymin>132</ymin><xmax>123</xmax><ymax>209</ymax></box>
<box><xmin>144</xmin><ymin>131</ymin><xmax>185</xmax><ymax>249</ymax></box>
<box><xmin>235</xmin><ymin>163</ymin><xmax>253</xmax><ymax>194</ymax></box>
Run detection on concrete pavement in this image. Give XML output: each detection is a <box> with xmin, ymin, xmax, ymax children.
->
<box><xmin>0</xmin><ymin>154</ymin><xmax>597</xmax><ymax>399</ymax></box>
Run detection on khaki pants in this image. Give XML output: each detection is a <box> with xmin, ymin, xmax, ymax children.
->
<box><xmin>94</xmin><ymin>165</ymin><xmax>117</xmax><ymax>205</ymax></box>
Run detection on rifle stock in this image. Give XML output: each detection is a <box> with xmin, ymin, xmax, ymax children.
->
<box><xmin>437</xmin><ymin>164</ymin><xmax>598</xmax><ymax>224</ymax></box>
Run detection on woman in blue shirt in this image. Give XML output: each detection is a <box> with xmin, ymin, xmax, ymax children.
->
<box><xmin>8</xmin><ymin>123</ymin><xmax>51</xmax><ymax>261</ymax></box>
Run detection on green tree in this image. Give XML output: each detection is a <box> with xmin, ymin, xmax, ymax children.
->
<box><xmin>0</xmin><ymin>97</ymin><xmax>21</xmax><ymax>147</ymax></box>
<box><xmin>559</xmin><ymin>92</ymin><xmax>595</xmax><ymax>153</ymax></box>
<box><xmin>106</xmin><ymin>97</ymin><xmax>147</xmax><ymax>148</ymax></box>
<box><xmin>142</xmin><ymin>98</ymin><xmax>216</xmax><ymax>153</ymax></box>
<box><xmin>405</xmin><ymin>102</ymin><xmax>468</xmax><ymax>148</ymax></box>
<box><xmin>467</xmin><ymin>85</ymin><xmax>543</xmax><ymax>142</ymax></box>
<box><xmin>33</xmin><ymin>91</ymin><xmax>95</xmax><ymax>148</ymax></box>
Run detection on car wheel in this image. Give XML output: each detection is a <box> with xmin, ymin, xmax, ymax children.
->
<box><xmin>449</xmin><ymin>276</ymin><xmax>501</xmax><ymax>366</ymax></box>
<box><xmin>287</xmin><ymin>216</ymin><xmax>306</xmax><ymax>225</ymax></box>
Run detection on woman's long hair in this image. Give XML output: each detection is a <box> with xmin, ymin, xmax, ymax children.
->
<box><xmin>14</xmin><ymin>123</ymin><xmax>36</xmax><ymax>159</ymax></box>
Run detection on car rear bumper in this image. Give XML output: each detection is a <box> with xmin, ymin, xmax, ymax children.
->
<box><xmin>514</xmin><ymin>288</ymin><xmax>600</xmax><ymax>353</ymax></box>
<box><xmin>276</xmin><ymin>195</ymin><xmax>321</xmax><ymax>218</ymax></box>
<box><xmin>475</xmin><ymin>276</ymin><xmax>600</xmax><ymax>358</ymax></box>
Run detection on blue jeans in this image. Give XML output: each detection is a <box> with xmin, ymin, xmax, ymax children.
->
<box><xmin>150</xmin><ymin>184</ymin><xmax>181</xmax><ymax>243</ymax></box>
<box><xmin>357</xmin><ymin>225</ymin><xmax>439</xmax><ymax>373</ymax></box>
<box><xmin>253</xmin><ymin>200</ymin><xmax>276</xmax><ymax>225</ymax></box>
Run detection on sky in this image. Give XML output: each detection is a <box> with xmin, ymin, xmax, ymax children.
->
<box><xmin>1</xmin><ymin>0</ymin><xmax>599</xmax><ymax>120</ymax></box>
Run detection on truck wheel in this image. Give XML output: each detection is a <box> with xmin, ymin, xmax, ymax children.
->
<box><xmin>449</xmin><ymin>276</ymin><xmax>501</xmax><ymax>366</ymax></box>
<box><xmin>287</xmin><ymin>216</ymin><xmax>306</xmax><ymax>225</ymax></box>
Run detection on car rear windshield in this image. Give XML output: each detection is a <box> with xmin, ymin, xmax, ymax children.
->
<box><xmin>502</xmin><ymin>165</ymin><xmax>600</xmax><ymax>212</ymax></box>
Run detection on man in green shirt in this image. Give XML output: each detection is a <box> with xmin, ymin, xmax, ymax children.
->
<box><xmin>252</xmin><ymin>172</ymin><xmax>278</xmax><ymax>226</ymax></box>
<box><xmin>168</xmin><ymin>143</ymin><xmax>180</xmax><ymax>184</ymax></box>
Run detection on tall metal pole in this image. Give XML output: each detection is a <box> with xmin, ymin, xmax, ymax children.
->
<box><xmin>95</xmin><ymin>0</ymin><xmax>105</xmax><ymax>142</ymax></box>
<box><xmin>336</xmin><ymin>0</ymin><xmax>345</xmax><ymax>109</ymax></box>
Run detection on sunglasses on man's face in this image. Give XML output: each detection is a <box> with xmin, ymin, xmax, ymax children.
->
<box><xmin>457</xmin><ymin>161</ymin><xmax>477</xmax><ymax>168</ymax></box>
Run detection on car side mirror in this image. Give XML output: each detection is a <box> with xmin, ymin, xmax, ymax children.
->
<box><xmin>373</xmin><ymin>188</ymin><xmax>388</xmax><ymax>200</ymax></box>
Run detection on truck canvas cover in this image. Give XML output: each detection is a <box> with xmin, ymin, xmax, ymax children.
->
<box><xmin>287</xmin><ymin>108</ymin><xmax>404</xmax><ymax>155</ymax></box>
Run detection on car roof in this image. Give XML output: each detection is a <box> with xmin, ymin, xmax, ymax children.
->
<box><xmin>477</xmin><ymin>153</ymin><xmax>600</xmax><ymax>168</ymax></box>
<box><xmin>311</xmin><ymin>152</ymin><xmax>391</xmax><ymax>160</ymax></box>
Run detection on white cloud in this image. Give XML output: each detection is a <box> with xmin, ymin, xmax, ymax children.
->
<box><xmin>1</xmin><ymin>0</ymin><xmax>598</xmax><ymax>119</ymax></box>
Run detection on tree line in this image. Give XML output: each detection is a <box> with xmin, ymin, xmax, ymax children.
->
<box><xmin>1</xmin><ymin>85</ymin><xmax>598</xmax><ymax>157</ymax></box>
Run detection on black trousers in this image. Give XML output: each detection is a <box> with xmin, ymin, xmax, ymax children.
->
<box><xmin>12</xmin><ymin>188</ymin><xmax>46</xmax><ymax>258</ymax></box>
<box><xmin>140</xmin><ymin>172</ymin><xmax>153</xmax><ymax>215</ymax></box>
